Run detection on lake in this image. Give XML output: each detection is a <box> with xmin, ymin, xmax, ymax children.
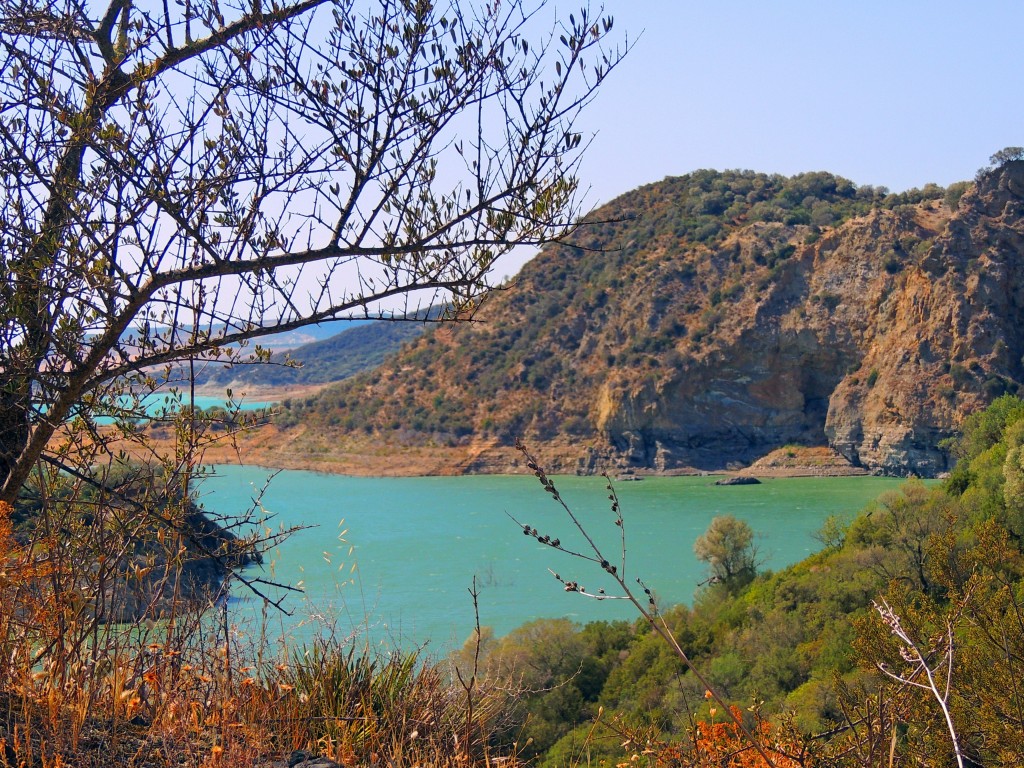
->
<box><xmin>85</xmin><ymin>393</ymin><xmax>277</xmax><ymax>425</ymax></box>
<box><xmin>130</xmin><ymin>393</ymin><xmax>277</xmax><ymax>414</ymax></box>
<box><xmin>197</xmin><ymin>466</ymin><xmax>910</xmax><ymax>654</ymax></box>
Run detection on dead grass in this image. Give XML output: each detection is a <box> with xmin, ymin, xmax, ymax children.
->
<box><xmin>0</xmin><ymin>608</ymin><xmax>522</xmax><ymax>768</ymax></box>
<box><xmin>0</xmin><ymin>477</ymin><xmax>522</xmax><ymax>768</ymax></box>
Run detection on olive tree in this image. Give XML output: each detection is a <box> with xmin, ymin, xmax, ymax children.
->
<box><xmin>0</xmin><ymin>0</ymin><xmax>625</xmax><ymax>505</ymax></box>
<box><xmin>990</xmin><ymin>146</ymin><xmax>1024</xmax><ymax>167</ymax></box>
<box><xmin>976</xmin><ymin>145</ymin><xmax>1024</xmax><ymax>180</ymax></box>
<box><xmin>693</xmin><ymin>514</ymin><xmax>758</xmax><ymax>586</ymax></box>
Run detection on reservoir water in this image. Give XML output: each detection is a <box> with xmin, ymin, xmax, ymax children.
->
<box><xmin>84</xmin><ymin>393</ymin><xmax>277</xmax><ymax>425</ymax></box>
<box><xmin>199</xmin><ymin>466</ymin><xmax>908</xmax><ymax>653</ymax></box>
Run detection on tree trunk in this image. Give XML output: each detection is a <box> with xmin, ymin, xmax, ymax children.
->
<box><xmin>0</xmin><ymin>383</ymin><xmax>31</xmax><ymax>499</ymax></box>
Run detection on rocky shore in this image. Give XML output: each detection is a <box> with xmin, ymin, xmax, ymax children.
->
<box><xmin>125</xmin><ymin>423</ymin><xmax>879</xmax><ymax>481</ymax></box>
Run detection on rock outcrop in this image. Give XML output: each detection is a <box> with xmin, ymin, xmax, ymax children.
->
<box><xmin>267</xmin><ymin>165</ymin><xmax>1024</xmax><ymax>477</ymax></box>
<box><xmin>11</xmin><ymin>476</ymin><xmax>263</xmax><ymax>623</ymax></box>
<box><xmin>107</xmin><ymin>503</ymin><xmax>262</xmax><ymax>622</ymax></box>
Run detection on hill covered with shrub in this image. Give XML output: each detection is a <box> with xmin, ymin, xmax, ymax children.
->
<box><xmin>254</xmin><ymin>161</ymin><xmax>1024</xmax><ymax>476</ymax></box>
<box><xmin>194</xmin><ymin>311</ymin><xmax>444</xmax><ymax>389</ymax></box>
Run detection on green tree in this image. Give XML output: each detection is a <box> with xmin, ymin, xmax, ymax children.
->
<box><xmin>947</xmin><ymin>394</ymin><xmax>1024</xmax><ymax>532</ymax></box>
<box><xmin>0</xmin><ymin>0</ymin><xmax>625</xmax><ymax>506</ymax></box>
<box><xmin>976</xmin><ymin>145</ymin><xmax>1024</xmax><ymax>180</ymax></box>
<box><xmin>944</xmin><ymin>180</ymin><xmax>971</xmax><ymax>210</ymax></box>
<box><xmin>840</xmin><ymin>397</ymin><xmax>1024</xmax><ymax>767</ymax></box>
<box><xmin>989</xmin><ymin>146</ymin><xmax>1024</xmax><ymax>167</ymax></box>
<box><xmin>693</xmin><ymin>514</ymin><xmax>758</xmax><ymax>587</ymax></box>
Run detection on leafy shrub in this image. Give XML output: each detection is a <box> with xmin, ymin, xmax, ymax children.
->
<box><xmin>945</xmin><ymin>180</ymin><xmax>971</xmax><ymax>210</ymax></box>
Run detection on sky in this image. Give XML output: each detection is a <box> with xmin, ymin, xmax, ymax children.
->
<box><xmin>567</xmin><ymin>0</ymin><xmax>1024</xmax><ymax>212</ymax></box>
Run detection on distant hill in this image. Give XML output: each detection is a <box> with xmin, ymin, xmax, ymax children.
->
<box><xmin>125</xmin><ymin>318</ymin><xmax>369</xmax><ymax>353</ymax></box>
<box><xmin>252</xmin><ymin>164</ymin><xmax>1024</xmax><ymax>476</ymax></box>
<box><xmin>195</xmin><ymin>309</ymin><xmax>445</xmax><ymax>388</ymax></box>
<box><xmin>255</xmin><ymin>319</ymin><xmax>377</xmax><ymax>348</ymax></box>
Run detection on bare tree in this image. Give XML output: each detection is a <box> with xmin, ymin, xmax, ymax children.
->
<box><xmin>873</xmin><ymin>598</ymin><xmax>966</xmax><ymax>768</ymax></box>
<box><xmin>0</xmin><ymin>0</ymin><xmax>625</xmax><ymax>504</ymax></box>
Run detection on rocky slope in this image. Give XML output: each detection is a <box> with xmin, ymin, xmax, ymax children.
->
<box><xmin>260</xmin><ymin>164</ymin><xmax>1024</xmax><ymax>476</ymax></box>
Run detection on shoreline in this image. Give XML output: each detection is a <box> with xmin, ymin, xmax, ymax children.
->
<box><xmin>120</xmin><ymin>425</ymin><xmax>881</xmax><ymax>480</ymax></box>
<box><xmin>132</xmin><ymin>384</ymin><xmax>896</xmax><ymax>479</ymax></box>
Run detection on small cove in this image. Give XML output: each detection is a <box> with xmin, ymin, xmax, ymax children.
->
<box><xmin>199</xmin><ymin>466</ymin><xmax>910</xmax><ymax>652</ymax></box>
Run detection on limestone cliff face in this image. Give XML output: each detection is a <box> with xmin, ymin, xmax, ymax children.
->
<box><xmin>276</xmin><ymin>166</ymin><xmax>1024</xmax><ymax>476</ymax></box>
<box><xmin>824</xmin><ymin>164</ymin><xmax>1024</xmax><ymax>473</ymax></box>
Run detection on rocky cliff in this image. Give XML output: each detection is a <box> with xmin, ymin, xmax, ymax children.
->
<box><xmin>266</xmin><ymin>164</ymin><xmax>1024</xmax><ymax>476</ymax></box>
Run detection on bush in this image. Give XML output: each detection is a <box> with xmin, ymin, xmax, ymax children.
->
<box><xmin>694</xmin><ymin>515</ymin><xmax>758</xmax><ymax>587</ymax></box>
<box><xmin>945</xmin><ymin>181</ymin><xmax>971</xmax><ymax>211</ymax></box>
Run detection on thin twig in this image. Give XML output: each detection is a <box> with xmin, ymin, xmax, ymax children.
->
<box><xmin>513</xmin><ymin>440</ymin><xmax>780</xmax><ymax>768</ymax></box>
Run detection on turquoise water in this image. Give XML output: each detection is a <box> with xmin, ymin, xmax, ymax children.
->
<box><xmin>86</xmin><ymin>394</ymin><xmax>276</xmax><ymax>424</ymax></box>
<box><xmin>128</xmin><ymin>393</ymin><xmax>276</xmax><ymax>415</ymax></box>
<box><xmin>197</xmin><ymin>467</ymin><xmax>908</xmax><ymax>652</ymax></box>
<box><xmin>172</xmin><ymin>395</ymin><xmax>275</xmax><ymax>411</ymax></box>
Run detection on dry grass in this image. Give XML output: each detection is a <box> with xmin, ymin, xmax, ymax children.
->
<box><xmin>0</xmin><ymin>594</ymin><xmax>522</xmax><ymax>768</ymax></box>
<box><xmin>0</xmin><ymin>394</ymin><xmax>542</xmax><ymax>768</ymax></box>
<box><xmin>0</xmin><ymin>473</ymin><xmax>521</xmax><ymax>768</ymax></box>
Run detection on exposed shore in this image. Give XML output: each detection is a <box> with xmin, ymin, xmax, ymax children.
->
<box><xmin>119</xmin><ymin>418</ymin><xmax>875</xmax><ymax>479</ymax></box>
<box><xmin>120</xmin><ymin>382</ymin><xmax>885</xmax><ymax>479</ymax></box>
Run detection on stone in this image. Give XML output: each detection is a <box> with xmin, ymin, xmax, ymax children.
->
<box><xmin>714</xmin><ymin>476</ymin><xmax>761</xmax><ymax>486</ymax></box>
<box><xmin>288</xmin><ymin>751</ymin><xmax>344</xmax><ymax>768</ymax></box>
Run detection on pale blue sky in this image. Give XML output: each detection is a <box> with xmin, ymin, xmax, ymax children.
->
<box><xmin>573</xmin><ymin>1</ymin><xmax>1024</xmax><ymax>208</ymax></box>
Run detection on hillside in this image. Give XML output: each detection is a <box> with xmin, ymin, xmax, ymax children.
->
<box><xmin>252</xmin><ymin>163</ymin><xmax>1024</xmax><ymax>476</ymax></box>
<box><xmin>194</xmin><ymin>313</ymin><xmax>442</xmax><ymax>389</ymax></box>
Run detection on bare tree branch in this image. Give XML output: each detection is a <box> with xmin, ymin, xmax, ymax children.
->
<box><xmin>0</xmin><ymin>0</ymin><xmax>628</xmax><ymax>503</ymax></box>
